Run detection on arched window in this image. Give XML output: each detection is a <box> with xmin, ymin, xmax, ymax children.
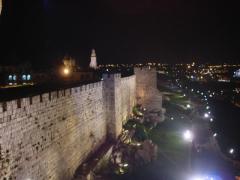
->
<box><xmin>8</xmin><ymin>75</ymin><xmax>13</xmax><ymax>81</ymax></box>
<box><xmin>13</xmin><ymin>75</ymin><xmax>17</xmax><ymax>81</ymax></box>
<box><xmin>22</xmin><ymin>75</ymin><xmax>27</xmax><ymax>81</ymax></box>
<box><xmin>27</xmin><ymin>74</ymin><xmax>31</xmax><ymax>80</ymax></box>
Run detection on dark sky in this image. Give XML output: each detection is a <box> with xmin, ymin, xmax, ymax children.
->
<box><xmin>0</xmin><ymin>0</ymin><xmax>239</xmax><ymax>68</ymax></box>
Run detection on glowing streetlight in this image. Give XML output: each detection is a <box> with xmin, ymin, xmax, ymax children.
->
<box><xmin>206</xmin><ymin>106</ymin><xmax>210</xmax><ymax>110</ymax></box>
<box><xmin>210</xmin><ymin>118</ymin><xmax>213</xmax><ymax>122</ymax></box>
<box><xmin>213</xmin><ymin>133</ymin><xmax>217</xmax><ymax>137</ymax></box>
<box><xmin>183</xmin><ymin>130</ymin><xmax>193</xmax><ymax>142</ymax></box>
<box><xmin>63</xmin><ymin>67</ymin><xmax>70</xmax><ymax>75</ymax></box>
<box><xmin>204</xmin><ymin>113</ymin><xmax>209</xmax><ymax>118</ymax></box>
<box><xmin>186</xmin><ymin>104</ymin><xmax>191</xmax><ymax>109</ymax></box>
<box><xmin>229</xmin><ymin>148</ymin><xmax>234</xmax><ymax>154</ymax></box>
<box><xmin>189</xmin><ymin>175</ymin><xmax>216</xmax><ymax>180</ymax></box>
<box><xmin>189</xmin><ymin>176</ymin><xmax>204</xmax><ymax>180</ymax></box>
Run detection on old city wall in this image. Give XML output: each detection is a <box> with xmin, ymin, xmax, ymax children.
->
<box><xmin>0</xmin><ymin>82</ymin><xmax>107</xmax><ymax>180</ymax></box>
<box><xmin>120</xmin><ymin>76</ymin><xmax>136</xmax><ymax>124</ymax></box>
<box><xmin>135</xmin><ymin>67</ymin><xmax>161</xmax><ymax>107</ymax></box>
<box><xmin>0</xmin><ymin>74</ymin><xmax>137</xmax><ymax>180</ymax></box>
<box><xmin>102</xmin><ymin>74</ymin><xmax>136</xmax><ymax>140</ymax></box>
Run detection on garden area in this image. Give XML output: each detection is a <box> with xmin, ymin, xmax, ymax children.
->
<box><xmin>91</xmin><ymin>105</ymin><xmax>190</xmax><ymax>180</ymax></box>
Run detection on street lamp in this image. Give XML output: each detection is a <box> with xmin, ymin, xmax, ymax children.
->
<box><xmin>187</xmin><ymin>104</ymin><xmax>191</xmax><ymax>109</ymax></box>
<box><xmin>229</xmin><ymin>148</ymin><xmax>234</xmax><ymax>154</ymax></box>
<box><xmin>204</xmin><ymin>113</ymin><xmax>209</xmax><ymax>118</ymax></box>
<box><xmin>183</xmin><ymin>130</ymin><xmax>193</xmax><ymax>142</ymax></box>
<box><xmin>63</xmin><ymin>67</ymin><xmax>70</xmax><ymax>75</ymax></box>
<box><xmin>189</xmin><ymin>176</ymin><xmax>204</xmax><ymax>180</ymax></box>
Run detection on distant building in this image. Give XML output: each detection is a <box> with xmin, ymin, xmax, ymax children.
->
<box><xmin>233</xmin><ymin>69</ymin><xmax>240</xmax><ymax>78</ymax></box>
<box><xmin>63</xmin><ymin>56</ymin><xmax>77</xmax><ymax>72</ymax></box>
<box><xmin>89</xmin><ymin>49</ymin><xmax>97</xmax><ymax>69</ymax></box>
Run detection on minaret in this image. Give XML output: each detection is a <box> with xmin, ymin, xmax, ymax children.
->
<box><xmin>89</xmin><ymin>49</ymin><xmax>97</xmax><ymax>69</ymax></box>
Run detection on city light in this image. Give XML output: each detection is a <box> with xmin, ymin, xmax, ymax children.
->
<box><xmin>210</xmin><ymin>118</ymin><xmax>213</xmax><ymax>122</ymax></box>
<box><xmin>213</xmin><ymin>133</ymin><xmax>217</xmax><ymax>137</ymax></box>
<box><xmin>206</xmin><ymin>106</ymin><xmax>210</xmax><ymax>110</ymax></box>
<box><xmin>63</xmin><ymin>68</ymin><xmax>70</xmax><ymax>75</ymax></box>
<box><xmin>186</xmin><ymin>104</ymin><xmax>191</xmax><ymax>108</ymax></box>
<box><xmin>204</xmin><ymin>113</ymin><xmax>209</xmax><ymax>118</ymax></box>
<box><xmin>183</xmin><ymin>130</ymin><xmax>193</xmax><ymax>142</ymax></box>
<box><xmin>189</xmin><ymin>174</ymin><xmax>220</xmax><ymax>180</ymax></box>
<box><xmin>229</xmin><ymin>148</ymin><xmax>234</xmax><ymax>154</ymax></box>
<box><xmin>189</xmin><ymin>176</ymin><xmax>204</xmax><ymax>180</ymax></box>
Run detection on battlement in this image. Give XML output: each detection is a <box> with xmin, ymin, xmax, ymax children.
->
<box><xmin>0</xmin><ymin>81</ymin><xmax>102</xmax><ymax>113</ymax></box>
<box><xmin>0</xmin><ymin>70</ymin><xmax>160</xmax><ymax>180</ymax></box>
<box><xmin>102</xmin><ymin>73</ymin><xmax>121</xmax><ymax>80</ymax></box>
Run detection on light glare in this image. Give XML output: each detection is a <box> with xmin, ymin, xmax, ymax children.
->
<box><xmin>183</xmin><ymin>130</ymin><xmax>193</xmax><ymax>142</ymax></box>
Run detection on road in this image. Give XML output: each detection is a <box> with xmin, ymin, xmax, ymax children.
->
<box><xmin>190</xmin><ymin>105</ymin><xmax>236</xmax><ymax>179</ymax></box>
<box><xmin>165</xmin><ymin>84</ymin><xmax>237</xmax><ymax>179</ymax></box>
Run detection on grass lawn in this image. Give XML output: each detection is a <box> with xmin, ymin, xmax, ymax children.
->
<box><xmin>112</xmin><ymin>119</ymin><xmax>190</xmax><ymax>180</ymax></box>
<box><xmin>149</xmin><ymin>120</ymin><xmax>189</xmax><ymax>161</ymax></box>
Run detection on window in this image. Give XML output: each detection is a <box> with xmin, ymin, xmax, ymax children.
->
<box><xmin>27</xmin><ymin>74</ymin><xmax>31</xmax><ymax>80</ymax></box>
<box><xmin>22</xmin><ymin>75</ymin><xmax>27</xmax><ymax>81</ymax></box>
<box><xmin>8</xmin><ymin>75</ymin><xmax>13</xmax><ymax>81</ymax></box>
<box><xmin>13</xmin><ymin>75</ymin><xmax>17</xmax><ymax>81</ymax></box>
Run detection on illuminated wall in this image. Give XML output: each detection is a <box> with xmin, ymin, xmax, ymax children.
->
<box><xmin>0</xmin><ymin>68</ymin><xmax>162</xmax><ymax>180</ymax></box>
<box><xmin>134</xmin><ymin>67</ymin><xmax>164</xmax><ymax>122</ymax></box>
<box><xmin>0</xmin><ymin>82</ymin><xmax>106</xmax><ymax>180</ymax></box>
<box><xmin>103</xmin><ymin>74</ymin><xmax>136</xmax><ymax>139</ymax></box>
<box><xmin>135</xmin><ymin>67</ymin><xmax>158</xmax><ymax>106</ymax></box>
<box><xmin>0</xmin><ymin>74</ymin><xmax>137</xmax><ymax>180</ymax></box>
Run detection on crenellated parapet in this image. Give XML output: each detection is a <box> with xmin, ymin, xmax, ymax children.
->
<box><xmin>0</xmin><ymin>68</ymin><xmax>162</xmax><ymax>180</ymax></box>
<box><xmin>0</xmin><ymin>81</ymin><xmax>103</xmax><ymax>115</ymax></box>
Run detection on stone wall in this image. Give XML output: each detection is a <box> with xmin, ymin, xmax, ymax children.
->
<box><xmin>102</xmin><ymin>74</ymin><xmax>136</xmax><ymax>140</ymax></box>
<box><xmin>135</xmin><ymin>67</ymin><xmax>164</xmax><ymax>122</ymax></box>
<box><xmin>120</xmin><ymin>76</ymin><xmax>136</xmax><ymax>124</ymax></box>
<box><xmin>0</xmin><ymin>74</ymin><xmax>136</xmax><ymax>180</ymax></box>
<box><xmin>0</xmin><ymin>82</ymin><xmax>106</xmax><ymax>180</ymax></box>
<box><xmin>135</xmin><ymin>67</ymin><xmax>158</xmax><ymax>106</ymax></box>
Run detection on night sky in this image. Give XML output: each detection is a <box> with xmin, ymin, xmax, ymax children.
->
<box><xmin>0</xmin><ymin>0</ymin><xmax>239</xmax><ymax>68</ymax></box>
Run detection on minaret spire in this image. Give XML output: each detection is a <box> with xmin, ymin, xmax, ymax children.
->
<box><xmin>89</xmin><ymin>49</ymin><xmax>97</xmax><ymax>69</ymax></box>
